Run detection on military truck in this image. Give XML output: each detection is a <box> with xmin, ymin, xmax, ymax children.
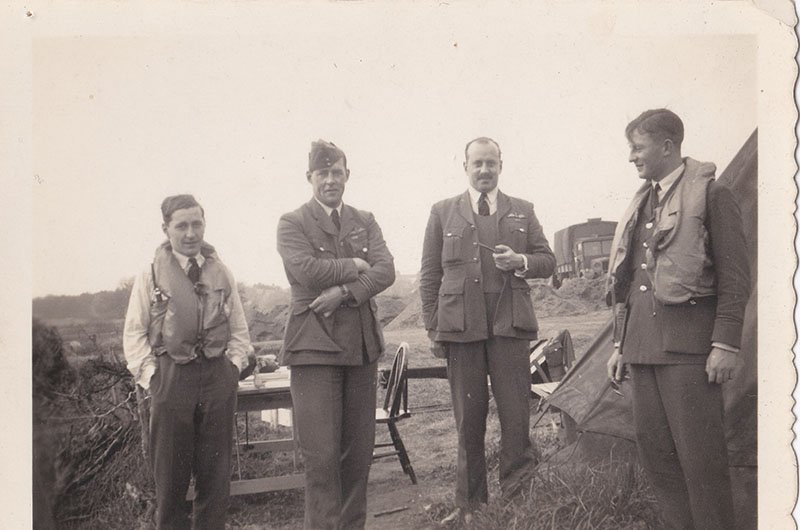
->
<box><xmin>552</xmin><ymin>218</ymin><xmax>617</xmax><ymax>287</ymax></box>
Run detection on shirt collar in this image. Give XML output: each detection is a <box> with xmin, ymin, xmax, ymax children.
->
<box><xmin>653</xmin><ymin>163</ymin><xmax>684</xmax><ymax>197</ymax></box>
<box><xmin>467</xmin><ymin>186</ymin><xmax>499</xmax><ymax>206</ymax></box>
<box><xmin>314</xmin><ymin>197</ymin><xmax>343</xmax><ymax>217</ymax></box>
<box><xmin>172</xmin><ymin>249</ymin><xmax>205</xmax><ymax>271</ymax></box>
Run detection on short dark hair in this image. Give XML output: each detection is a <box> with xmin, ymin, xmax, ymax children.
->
<box><xmin>625</xmin><ymin>109</ymin><xmax>684</xmax><ymax>147</ymax></box>
<box><xmin>464</xmin><ymin>137</ymin><xmax>502</xmax><ymax>162</ymax></box>
<box><xmin>161</xmin><ymin>194</ymin><xmax>204</xmax><ymax>224</ymax></box>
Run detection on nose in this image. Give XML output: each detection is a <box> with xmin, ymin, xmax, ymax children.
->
<box><xmin>628</xmin><ymin>151</ymin><xmax>637</xmax><ymax>163</ymax></box>
<box><xmin>186</xmin><ymin>226</ymin><xmax>197</xmax><ymax>239</ymax></box>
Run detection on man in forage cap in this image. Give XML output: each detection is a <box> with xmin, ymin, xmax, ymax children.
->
<box><xmin>276</xmin><ymin>140</ymin><xmax>395</xmax><ymax>529</ymax></box>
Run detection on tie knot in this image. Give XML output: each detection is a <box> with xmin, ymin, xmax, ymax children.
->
<box><xmin>331</xmin><ymin>209</ymin><xmax>341</xmax><ymax>231</ymax></box>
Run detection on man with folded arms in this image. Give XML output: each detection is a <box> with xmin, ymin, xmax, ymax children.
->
<box><xmin>277</xmin><ymin>140</ymin><xmax>395</xmax><ymax>529</ymax></box>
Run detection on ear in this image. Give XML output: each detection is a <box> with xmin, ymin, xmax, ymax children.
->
<box><xmin>306</xmin><ymin>171</ymin><xmax>313</xmax><ymax>182</ymax></box>
<box><xmin>662</xmin><ymin>138</ymin><xmax>674</xmax><ymax>157</ymax></box>
<box><xmin>344</xmin><ymin>169</ymin><xmax>350</xmax><ymax>182</ymax></box>
<box><xmin>162</xmin><ymin>222</ymin><xmax>168</xmax><ymax>234</ymax></box>
<box><xmin>463</xmin><ymin>160</ymin><xmax>468</xmax><ymax>173</ymax></box>
<box><xmin>498</xmin><ymin>160</ymin><xmax>503</xmax><ymax>174</ymax></box>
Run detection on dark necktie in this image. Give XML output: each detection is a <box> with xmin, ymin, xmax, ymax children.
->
<box><xmin>478</xmin><ymin>192</ymin><xmax>490</xmax><ymax>216</ymax></box>
<box><xmin>331</xmin><ymin>209</ymin><xmax>341</xmax><ymax>231</ymax></box>
<box><xmin>649</xmin><ymin>183</ymin><xmax>661</xmax><ymax>214</ymax></box>
<box><xmin>188</xmin><ymin>257</ymin><xmax>201</xmax><ymax>284</ymax></box>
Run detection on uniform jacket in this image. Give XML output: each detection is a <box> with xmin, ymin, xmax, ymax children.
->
<box><xmin>277</xmin><ymin>199</ymin><xmax>395</xmax><ymax>366</ymax></box>
<box><xmin>419</xmin><ymin>190</ymin><xmax>556</xmax><ymax>343</ymax></box>
<box><xmin>607</xmin><ymin>158</ymin><xmax>750</xmax><ymax>353</ymax></box>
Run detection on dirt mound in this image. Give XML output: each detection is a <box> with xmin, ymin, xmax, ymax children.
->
<box><xmin>384</xmin><ymin>278</ymin><xmax>608</xmax><ymax>331</ymax></box>
<box><xmin>384</xmin><ymin>294</ymin><xmax>424</xmax><ymax>332</ymax></box>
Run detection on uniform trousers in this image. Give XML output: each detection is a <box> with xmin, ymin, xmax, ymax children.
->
<box><xmin>445</xmin><ymin>336</ymin><xmax>533</xmax><ymax>508</ymax></box>
<box><xmin>290</xmin><ymin>362</ymin><xmax>378</xmax><ymax>530</ymax></box>
<box><xmin>630</xmin><ymin>363</ymin><xmax>734</xmax><ymax>530</ymax></box>
<box><xmin>149</xmin><ymin>354</ymin><xmax>239</xmax><ymax>530</ymax></box>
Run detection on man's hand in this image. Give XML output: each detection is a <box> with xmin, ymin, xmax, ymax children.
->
<box><xmin>606</xmin><ymin>347</ymin><xmax>626</xmax><ymax>382</ymax></box>
<box><xmin>493</xmin><ymin>244</ymin><xmax>524</xmax><ymax>271</ymax></box>
<box><xmin>308</xmin><ymin>285</ymin><xmax>346</xmax><ymax>318</ymax></box>
<box><xmin>705</xmin><ymin>347</ymin><xmax>741</xmax><ymax>384</ymax></box>
<box><xmin>353</xmin><ymin>257</ymin><xmax>371</xmax><ymax>272</ymax></box>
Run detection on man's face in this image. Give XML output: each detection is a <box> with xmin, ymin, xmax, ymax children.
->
<box><xmin>628</xmin><ymin>129</ymin><xmax>668</xmax><ymax>181</ymax></box>
<box><xmin>163</xmin><ymin>206</ymin><xmax>205</xmax><ymax>257</ymax></box>
<box><xmin>465</xmin><ymin>141</ymin><xmax>502</xmax><ymax>193</ymax></box>
<box><xmin>308</xmin><ymin>158</ymin><xmax>349</xmax><ymax>208</ymax></box>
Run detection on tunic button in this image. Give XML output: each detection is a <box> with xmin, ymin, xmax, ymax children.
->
<box><xmin>362</xmin><ymin>247</ymin><xmax>368</xmax><ymax>252</ymax></box>
<box><xmin>473</xmin><ymin>242</ymin><xmax>478</xmax><ymax>246</ymax></box>
<box><xmin>640</xmin><ymin>263</ymin><xmax>647</xmax><ymax>270</ymax></box>
<box><xmin>643</xmin><ymin>242</ymin><xmax>648</xmax><ymax>248</ymax></box>
<box><xmin>472</xmin><ymin>257</ymin><xmax>479</xmax><ymax>262</ymax></box>
<box><xmin>446</xmin><ymin>232</ymin><xmax>452</xmax><ymax>237</ymax></box>
<box><xmin>473</xmin><ymin>278</ymin><xmax>480</xmax><ymax>283</ymax></box>
<box><xmin>639</xmin><ymin>285</ymin><xmax>648</xmax><ymax>292</ymax></box>
<box><xmin>645</xmin><ymin>222</ymin><xmax>653</xmax><ymax>229</ymax></box>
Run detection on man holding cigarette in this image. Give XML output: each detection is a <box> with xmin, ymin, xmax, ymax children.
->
<box><xmin>419</xmin><ymin>137</ymin><xmax>555</xmax><ymax>520</ymax></box>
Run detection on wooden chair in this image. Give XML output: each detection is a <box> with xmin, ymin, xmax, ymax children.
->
<box><xmin>373</xmin><ymin>342</ymin><xmax>417</xmax><ymax>484</ymax></box>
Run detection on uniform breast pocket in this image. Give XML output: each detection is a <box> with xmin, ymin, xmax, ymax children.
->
<box><xmin>504</xmin><ymin>220</ymin><xmax>528</xmax><ymax>251</ymax></box>
<box><xmin>442</xmin><ymin>233</ymin><xmax>463</xmax><ymax>265</ymax></box>
<box><xmin>346</xmin><ymin>230</ymin><xmax>370</xmax><ymax>259</ymax></box>
<box><xmin>312</xmin><ymin>238</ymin><xmax>336</xmax><ymax>258</ymax></box>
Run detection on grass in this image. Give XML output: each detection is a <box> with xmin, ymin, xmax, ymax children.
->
<box><xmin>39</xmin><ymin>308</ymin><xmax>665</xmax><ymax>529</ymax></box>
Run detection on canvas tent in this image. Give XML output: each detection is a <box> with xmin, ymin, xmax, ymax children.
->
<box><xmin>541</xmin><ymin>130</ymin><xmax>758</xmax><ymax>527</ymax></box>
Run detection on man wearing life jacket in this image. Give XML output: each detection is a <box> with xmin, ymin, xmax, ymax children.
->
<box><xmin>123</xmin><ymin>194</ymin><xmax>252</xmax><ymax>530</ymax></box>
<box><xmin>606</xmin><ymin>109</ymin><xmax>750</xmax><ymax>529</ymax></box>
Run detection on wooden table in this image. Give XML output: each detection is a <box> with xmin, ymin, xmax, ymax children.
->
<box><xmin>186</xmin><ymin>371</ymin><xmax>305</xmax><ymax>499</ymax></box>
<box><xmin>231</xmin><ymin>372</ymin><xmax>305</xmax><ymax>495</ymax></box>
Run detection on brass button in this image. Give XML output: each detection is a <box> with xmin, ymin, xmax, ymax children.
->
<box><xmin>643</xmin><ymin>242</ymin><xmax>648</xmax><ymax>248</ymax></box>
<box><xmin>473</xmin><ymin>242</ymin><xmax>478</xmax><ymax>246</ymax></box>
<box><xmin>640</xmin><ymin>263</ymin><xmax>647</xmax><ymax>270</ymax></box>
<box><xmin>446</xmin><ymin>232</ymin><xmax>452</xmax><ymax>237</ymax></box>
<box><xmin>472</xmin><ymin>257</ymin><xmax>479</xmax><ymax>262</ymax></box>
<box><xmin>473</xmin><ymin>278</ymin><xmax>480</xmax><ymax>283</ymax></box>
<box><xmin>645</xmin><ymin>222</ymin><xmax>653</xmax><ymax>229</ymax></box>
<box><xmin>639</xmin><ymin>285</ymin><xmax>648</xmax><ymax>292</ymax></box>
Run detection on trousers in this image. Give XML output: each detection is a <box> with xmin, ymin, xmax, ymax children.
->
<box><xmin>290</xmin><ymin>362</ymin><xmax>378</xmax><ymax>530</ymax></box>
<box><xmin>630</xmin><ymin>363</ymin><xmax>734</xmax><ymax>530</ymax></box>
<box><xmin>445</xmin><ymin>336</ymin><xmax>533</xmax><ymax>507</ymax></box>
<box><xmin>149</xmin><ymin>354</ymin><xmax>239</xmax><ymax>530</ymax></box>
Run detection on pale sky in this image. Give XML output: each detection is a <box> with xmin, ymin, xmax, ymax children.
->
<box><xmin>31</xmin><ymin>4</ymin><xmax>756</xmax><ymax>296</ymax></box>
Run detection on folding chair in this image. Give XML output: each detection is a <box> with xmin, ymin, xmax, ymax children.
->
<box><xmin>373</xmin><ymin>342</ymin><xmax>417</xmax><ymax>484</ymax></box>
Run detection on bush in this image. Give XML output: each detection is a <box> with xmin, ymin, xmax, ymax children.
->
<box><xmin>33</xmin><ymin>320</ymin><xmax>155</xmax><ymax>529</ymax></box>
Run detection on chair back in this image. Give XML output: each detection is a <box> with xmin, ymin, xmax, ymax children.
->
<box><xmin>382</xmin><ymin>342</ymin><xmax>409</xmax><ymax>418</ymax></box>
